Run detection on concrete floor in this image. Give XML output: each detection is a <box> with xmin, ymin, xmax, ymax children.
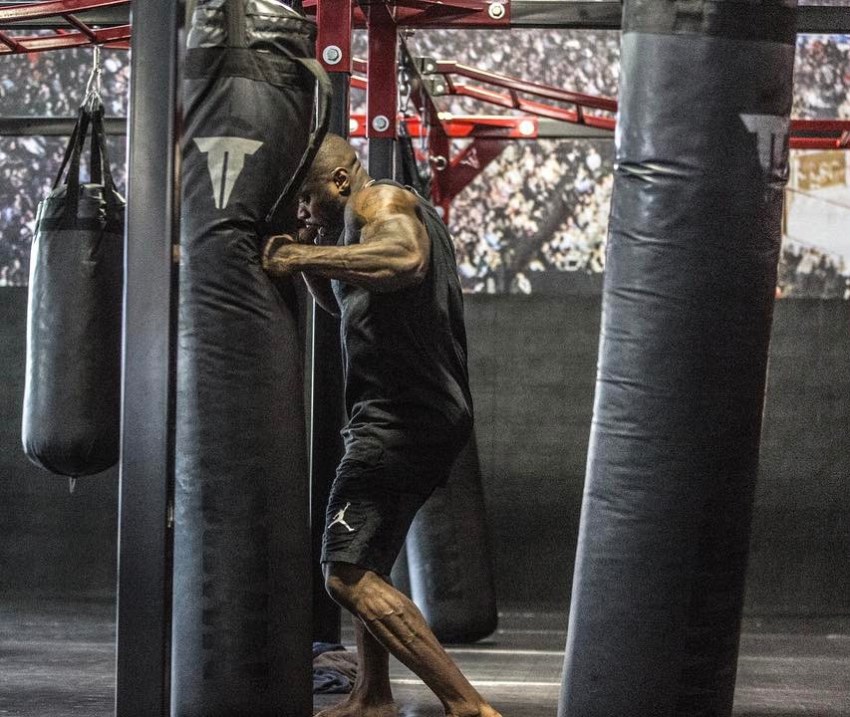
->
<box><xmin>1</xmin><ymin>599</ymin><xmax>849</xmax><ymax>716</ymax></box>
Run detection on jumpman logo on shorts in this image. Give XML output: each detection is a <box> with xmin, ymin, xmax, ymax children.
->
<box><xmin>329</xmin><ymin>502</ymin><xmax>355</xmax><ymax>532</ymax></box>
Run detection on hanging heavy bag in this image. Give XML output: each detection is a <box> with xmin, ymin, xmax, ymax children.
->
<box><xmin>559</xmin><ymin>2</ymin><xmax>796</xmax><ymax>716</ymax></box>
<box><xmin>172</xmin><ymin>1</ymin><xmax>330</xmax><ymax>715</ymax></box>
<box><xmin>22</xmin><ymin>103</ymin><xmax>125</xmax><ymax>478</ymax></box>
<box><xmin>406</xmin><ymin>431</ymin><xmax>498</xmax><ymax>643</ymax></box>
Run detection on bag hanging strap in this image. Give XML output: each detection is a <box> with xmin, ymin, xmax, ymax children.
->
<box><xmin>219</xmin><ymin>0</ymin><xmax>332</xmax><ymax>229</ymax></box>
<box><xmin>91</xmin><ymin>105</ymin><xmax>119</xmax><ymax>194</ymax></box>
<box><xmin>52</xmin><ymin>106</ymin><xmax>87</xmax><ymax>191</ymax></box>
<box><xmin>223</xmin><ymin>0</ymin><xmax>246</xmax><ymax>48</ymax></box>
<box><xmin>90</xmin><ymin>104</ymin><xmax>105</xmax><ymax>187</ymax></box>
<box><xmin>60</xmin><ymin>107</ymin><xmax>93</xmax><ymax>222</ymax></box>
<box><xmin>91</xmin><ymin>107</ymin><xmax>124</xmax><ymax>226</ymax></box>
<box><xmin>264</xmin><ymin>50</ymin><xmax>332</xmax><ymax>228</ymax></box>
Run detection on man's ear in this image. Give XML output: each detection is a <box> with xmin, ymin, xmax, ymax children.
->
<box><xmin>333</xmin><ymin>167</ymin><xmax>351</xmax><ymax>195</ymax></box>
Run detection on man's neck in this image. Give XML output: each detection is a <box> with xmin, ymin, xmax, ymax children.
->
<box><xmin>349</xmin><ymin>167</ymin><xmax>374</xmax><ymax>196</ymax></box>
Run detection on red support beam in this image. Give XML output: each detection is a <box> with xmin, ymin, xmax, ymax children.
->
<box><xmin>317</xmin><ymin>0</ymin><xmax>353</xmax><ymax>73</ymax></box>
<box><xmin>0</xmin><ymin>29</ymin><xmax>26</xmax><ymax>52</ymax></box>
<box><xmin>303</xmin><ymin>0</ymin><xmax>509</xmax><ymax>29</ymax></box>
<box><xmin>451</xmin><ymin>83</ymin><xmax>616</xmax><ymax>128</ymax></box>
<box><xmin>0</xmin><ymin>0</ymin><xmax>127</xmax><ymax>21</ymax></box>
<box><xmin>440</xmin><ymin>137</ymin><xmax>509</xmax><ymax>206</ymax></box>
<box><xmin>349</xmin><ymin>113</ymin><xmax>540</xmax><ymax>139</ymax></box>
<box><xmin>437</xmin><ymin>60</ymin><xmax>617</xmax><ymax>112</ymax></box>
<box><xmin>0</xmin><ymin>0</ymin><xmax>130</xmax><ymax>54</ymax></box>
<box><xmin>62</xmin><ymin>12</ymin><xmax>99</xmax><ymax>41</ymax></box>
<box><xmin>790</xmin><ymin>136</ymin><xmax>850</xmax><ymax>150</ymax></box>
<box><xmin>365</xmin><ymin>1</ymin><xmax>398</xmax><ymax>140</ymax></box>
<box><xmin>0</xmin><ymin>23</ymin><xmax>130</xmax><ymax>54</ymax></box>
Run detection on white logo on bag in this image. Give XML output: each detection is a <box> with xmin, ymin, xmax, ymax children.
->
<box><xmin>740</xmin><ymin>114</ymin><xmax>790</xmax><ymax>175</ymax></box>
<box><xmin>194</xmin><ymin>137</ymin><xmax>263</xmax><ymax>209</ymax></box>
<box><xmin>329</xmin><ymin>502</ymin><xmax>355</xmax><ymax>532</ymax></box>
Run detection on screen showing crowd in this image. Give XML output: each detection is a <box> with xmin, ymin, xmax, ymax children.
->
<box><xmin>1</xmin><ymin>32</ymin><xmax>848</xmax><ymax>298</ymax></box>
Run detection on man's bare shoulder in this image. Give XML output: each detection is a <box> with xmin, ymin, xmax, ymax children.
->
<box><xmin>352</xmin><ymin>183</ymin><xmax>419</xmax><ymax>223</ymax></box>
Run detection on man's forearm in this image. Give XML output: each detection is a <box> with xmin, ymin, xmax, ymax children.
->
<box><xmin>273</xmin><ymin>239</ymin><xmax>425</xmax><ymax>293</ymax></box>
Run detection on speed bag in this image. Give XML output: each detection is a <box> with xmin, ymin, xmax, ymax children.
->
<box><xmin>22</xmin><ymin>104</ymin><xmax>125</xmax><ymax>477</ymax></box>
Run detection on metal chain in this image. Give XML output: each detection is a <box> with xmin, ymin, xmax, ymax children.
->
<box><xmin>83</xmin><ymin>44</ymin><xmax>103</xmax><ymax>112</ymax></box>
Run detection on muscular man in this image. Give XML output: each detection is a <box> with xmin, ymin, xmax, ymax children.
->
<box><xmin>263</xmin><ymin>134</ymin><xmax>501</xmax><ymax>717</ymax></box>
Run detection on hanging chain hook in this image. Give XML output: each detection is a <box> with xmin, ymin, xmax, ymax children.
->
<box><xmin>398</xmin><ymin>65</ymin><xmax>413</xmax><ymax>117</ymax></box>
<box><xmin>84</xmin><ymin>44</ymin><xmax>103</xmax><ymax>113</ymax></box>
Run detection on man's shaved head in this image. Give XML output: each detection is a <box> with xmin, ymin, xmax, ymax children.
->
<box><xmin>297</xmin><ymin>134</ymin><xmax>370</xmax><ymax>239</ymax></box>
<box><xmin>308</xmin><ymin>133</ymin><xmax>360</xmax><ymax>181</ymax></box>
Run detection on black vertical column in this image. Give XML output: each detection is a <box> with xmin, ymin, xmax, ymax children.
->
<box><xmin>560</xmin><ymin>3</ymin><xmax>797</xmax><ymax>716</ymax></box>
<box><xmin>115</xmin><ymin>1</ymin><xmax>181</xmax><ymax>715</ymax></box>
<box><xmin>310</xmin><ymin>70</ymin><xmax>348</xmax><ymax>644</ymax></box>
<box><xmin>369</xmin><ymin>138</ymin><xmax>395</xmax><ymax>180</ymax></box>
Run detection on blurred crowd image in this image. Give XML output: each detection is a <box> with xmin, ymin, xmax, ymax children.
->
<box><xmin>1</xmin><ymin>33</ymin><xmax>848</xmax><ymax>296</ymax></box>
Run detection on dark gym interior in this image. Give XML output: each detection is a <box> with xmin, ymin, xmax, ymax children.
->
<box><xmin>1</xmin><ymin>2</ymin><xmax>849</xmax><ymax>716</ymax></box>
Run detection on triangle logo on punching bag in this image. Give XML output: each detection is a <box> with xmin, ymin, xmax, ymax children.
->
<box><xmin>740</xmin><ymin>115</ymin><xmax>791</xmax><ymax>177</ymax></box>
<box><xmin>194</xmin><ymin>137</ymin><xmax>263</xmax><ymax>209</ymax></box>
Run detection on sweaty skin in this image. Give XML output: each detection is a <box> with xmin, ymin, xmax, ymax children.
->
<box><xmin>264</xmin><ymin>136</ymin><xmax>501</xmax><ymax>717</ymax></box>
<box><xmin>264</xmin><ymin>181</ymin><xmax>430</xmax><ymax>294</ymax></box>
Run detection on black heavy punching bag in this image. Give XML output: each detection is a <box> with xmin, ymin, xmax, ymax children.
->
<box><xmin>560</xmin><ymin>3</ymin><xmax>796</xmax><ymax>716</ymax></box>
<box><xmin>173</xmin><ymin>2</ymin><xmax>329</xmax><ymax>715</ymax></box>
<box><xmin>406</xmin><ymin>431</ymin><xmax>498</xmax><ymax>643</ymax></box>
<box><xmin>22</xmin><ymin>103</ymin><xmax>124</xmax><ymax>477</ymax></box>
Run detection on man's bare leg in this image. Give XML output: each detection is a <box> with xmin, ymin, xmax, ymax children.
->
<box><xmin>316</xmin><ymin>615</ymin><xmax>398</xmax><ymax>717</ymax></box>
<box><xmin>325</xmin><ymin>562</ymin><xmax>501</xmax><ymax>717</ymax></box>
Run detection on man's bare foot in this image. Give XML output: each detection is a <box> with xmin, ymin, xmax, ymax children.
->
<box><xmin>447</xmin><ymin>704</ymin><xmax>503</xmax><ymax>717</ymax></box>
<box><xmin>314</xmin><ymin>695</ymin><xmax>399</xmax><ymax>717</ymax></box>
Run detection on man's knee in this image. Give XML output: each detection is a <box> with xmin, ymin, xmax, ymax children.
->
<box><xmin>323</xmin><ymin>562</ymin><xmax>400</xmax><ymax>620</ymax></box>
<box><xmin>323</xmin><ymin>561</ymin><xmax>363</xmax><ymax>608</ymax></box>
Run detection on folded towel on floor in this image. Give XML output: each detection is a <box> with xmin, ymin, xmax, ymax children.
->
<box><xmin>313</xmin><ymin>642</ymin><xmax>358</xmax><ymax>694</ymax></box>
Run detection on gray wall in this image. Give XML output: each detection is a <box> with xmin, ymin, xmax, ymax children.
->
<box><xmin>1</xmin><ymin>288</ymin><xmax>848</xmax><ymax>615</ymax></box>
<box><xmin>464</xmin><ymin>295</ymin><xmax>599</xmax><ymax>610</ymax></box>
<box><xmin>463</xmin><ymin>295</ymin><xmax>850</xmax><ymax>613</ymax></box>
<box><xmin>748</xmin><ymin>300</ymin><xmax>850</xmax><ymax>614</ymax></box>
<box><xmin>0</xmin><ymin>288</ymin><xmax>118</xmax><ymax>600</ymax></box>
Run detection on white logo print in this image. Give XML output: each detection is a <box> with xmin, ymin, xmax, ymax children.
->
<box><xmin>329</xmin><ymin>502</ymin><xmax>355</xmax><ymax>532</ymax></box>
<box><xmin>328</xmin><ymin>503</ymin><xmax>354</xmax><ymax>533</ymax></box>
<box><xmin>740</xmin><ymin>114</ymin><xmax>790</xmax><ymax>175</ymax></box>
<box><xmin>194</xmin><ymin>137</ymin><xmax>263</xmax><ymax>209</ymax></box>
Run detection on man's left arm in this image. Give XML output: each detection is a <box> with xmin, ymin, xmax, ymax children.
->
<box><xmin>263</xmin><ymin>185</ymin><xmax>431</xmax><ymax>293</ymax></box>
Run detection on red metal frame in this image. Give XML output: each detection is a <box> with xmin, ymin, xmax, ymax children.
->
<box><xmin>364</xmin><ymin>0</ymin><xmax>398</xmax><ymax>139</ymax></box>
<box><xmin>0</xmin><ymin>0</ymin><xmax>130</xmax><ymax>54</ymax></box>
<box><xmin>316</xmin><ymin>0</ymin><xmax>353</xmax><ymax>73</ymax></box>
<box><xmin>436</xmin><ymin>60</ymin><xmax>617</xmax><ymax>113</ymax></box>
<box><xmin>353</xmin><ymin>58</ymin><xmax>850</xmax><ymax>150</ymax></box>
<box><xmin>2</xmin><ymin>0</ymin><xmax>848</xmax><ymax>215</ymax></box>
<box><xmin>304</xmin><ymin>0</ymin><xmax>510</xmax><ymax>29</ymax></box>
<box><xmin>349</xmin><ymin>114</ymin><xmax>539</xmax><ymax>139</ymax></box>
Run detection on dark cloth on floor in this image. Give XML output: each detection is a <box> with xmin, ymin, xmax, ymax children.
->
<box><xmin>313</xmin><ymin>642</ymin><xmax>358</xmax><ymax>694</ymax></box>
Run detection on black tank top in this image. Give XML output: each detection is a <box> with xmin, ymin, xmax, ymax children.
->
<box><xmin>332</xmin><ymin>180</ymin><xmax>473</xmax><ymax>469</ymax></box>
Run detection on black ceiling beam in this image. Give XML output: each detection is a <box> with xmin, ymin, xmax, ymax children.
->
<box><xmin>0</xmin><ymin>116</ymin><xmax>126</xmax><ymax>136</ymax></box>
<box><xmin>508</xmin><ymin>3</ymin><xmax>850</xmax><ymax>33</ymax></box>
<box><xmin>538</xmin><ymin>118</ymin><xmax>614</xmax><ymax>139</ymax></box>
<box><xmin>0</xmin><ymin>5</ymin><xmax>129</xmax><ymax>29</ymax></box>
<box><xmin>510</xmin><ymin>1</ymin><xmax>623</xmax><ymax>29</ymax></box>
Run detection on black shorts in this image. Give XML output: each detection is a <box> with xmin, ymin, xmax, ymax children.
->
<box><xmin>321</xmin><ymin>442</ymin><xmax>455</xmax><ymax>577</ymax></box>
